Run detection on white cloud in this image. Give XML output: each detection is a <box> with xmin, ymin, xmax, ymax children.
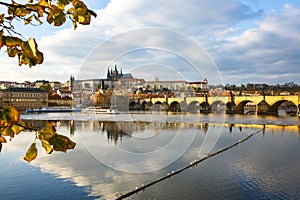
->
<box><xmin>2</xmin><ymin>0</ymin><xmax>299</xmax><ymax>84</ymax></box>
<box><xmin>214</xmin><ymin>3</ymin><xmax>300</xmax><ymax>84</ymax></box>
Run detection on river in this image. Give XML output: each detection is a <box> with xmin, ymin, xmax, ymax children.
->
<box><xmin>0</xmin><ymin>112</ymin><xmax>299</xmax><ymax>199</ymax></box>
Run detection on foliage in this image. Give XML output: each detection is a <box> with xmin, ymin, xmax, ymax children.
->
<box><xmin>0</xmin><ymin>106</ymin><xmax>76</xmax><ymax>162</ymax></box>
<box><xmin>0</xmin><ymin>0</ymin><xmax>97</xmax><ymax>67</ymax></box>
<box><xmin>39</xmin><ymin>83</ymin><xmax>51</xmax><ymax>92</ymax></box>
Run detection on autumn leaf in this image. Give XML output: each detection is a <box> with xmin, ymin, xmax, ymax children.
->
<box><xmin>1</xmin><ymin>127</ymin><xmax>15</xmax><ymax>138</ymax></box>
<box><xmin>24</xmin><ymin>143</ymin><xmax>38</xmax><ymax>162</ymax></box>
<box><xmin>41</xmin><ymin>139</ymin><xmax>53</xmax><ymax>154</ymax></box>
<box><xmin>49</xmin><ymin>134</ymin><xmax>76</xmax><ymax>152</ymax></box>
<box><xmin>0</xmin><ymin>136</ymin><xmax>7</xmax><ymax>143</ymax></box>
<box><xmin>17</xmin><ymin>120</ymin><xmax>32</xmax><ymax>130</ymax></box>
<box><xmin>5</xmin><ymin>37</ymin><xmax>23</xmax><ymax>47</ymax></box>
<box><xmin>11</xmin><ymin>124</ymin><xmax>25</xmax><ymax>135</ymax></box>
<box><xmin>0</xmin><ymin>106</ymin><xmax>20</xmax><ymax>126</ymax></box>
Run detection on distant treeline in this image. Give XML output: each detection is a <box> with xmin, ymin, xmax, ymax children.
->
<box><xmin>224</xmin><ymin>82</ymin><xmax>300</xmax><ymax>94</ymax></box>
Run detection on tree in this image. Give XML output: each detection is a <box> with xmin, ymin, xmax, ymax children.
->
<box><xmin>0</xmin><ymin>0</ymin><xmax>96</xmax><ymax>162</ymax></box>
<box><xmin>39</xmin><ymin>83</ymin><xmax>52</xmax><ymax>92</ymax></box>
<box><xmin>0</xmin><ymin>0</ymin><xmax>96</xmax><ymax>66</ymax></box>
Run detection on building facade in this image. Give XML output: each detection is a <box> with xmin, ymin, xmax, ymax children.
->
<box><xmin>0</xmin><ymin>88</ymin><xmax>48</xmax><ymax>111</ymax></box>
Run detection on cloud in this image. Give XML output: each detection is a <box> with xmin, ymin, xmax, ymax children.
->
<box><xmin>213</xmin><ymin>3</ymin><xmax>300</xmax><ymax>84</ymax></box>
<box><xmin>3</xmin><ymin>0</ymin><xmax>300</xmax><ymax>85</ymax></box>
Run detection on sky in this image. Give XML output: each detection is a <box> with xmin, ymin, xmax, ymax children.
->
<box><xmin>1</xmin><ymin>0</ymin><xmax>300</xmax><ymax>85</ymax></box>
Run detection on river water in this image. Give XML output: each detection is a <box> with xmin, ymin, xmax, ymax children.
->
<box><xmin>0</xmin><ymin>112</ymin><xmax>299</xmax><ymax>199</ymax></box>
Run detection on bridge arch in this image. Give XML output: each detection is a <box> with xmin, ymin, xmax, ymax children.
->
<box><xmin>188</xmin><ymin>101</ymin><xmax>200</xmax><ymax>112</ymax></box>
<box><xmin>180</xmin><ymin>101</ymin><xmax>188</xmax><ymax>112</ymax></box>
<box><xmin>235</xmin><ymin>100</ymin><xmax>257</xmax><ymax>114</ymax></box>
<box><xmin>199</xmin><ymin>102</ymin><xmax>210</xmax><ymax>113</ymax></box>
<box><xmin>211</xmin><ymin>100</ymin><xmax>226</xmax><ymax>113</ymax></box>
<box><xmin>141</xmin><ymin>101</ymin><xmax>153</xmax><ymax>111</ymax></box>
<box><xmin>129</xmin><ymin>100</ymin><xmax>142</xmax><ymax>110</ymax></box>
<box><xmin>169</xmin><ymin>101</ymin><xmax>181</xmax><ymax>112</ymax></box>
<box><xmin>269</xmin><ymin>100</ymin><xmax>298</xmax><ymax>116</ymax></box>
<box><xmin>149</xmin><ymin>101</ymin><xmax>163</xmax><ymax>111</ymax></box>
<box><xmin>226</xmin><ymin>102</ymin><xmax>235</xmax><ymax>111</ymax></box>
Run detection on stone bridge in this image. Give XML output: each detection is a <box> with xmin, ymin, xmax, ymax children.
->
<box><xmin>129</xmin><ymin>95</ymin><xmax>300</xmax><ymax>115</ymax></box>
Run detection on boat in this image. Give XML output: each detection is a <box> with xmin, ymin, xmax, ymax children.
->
<box><xmin>81</xmin><ymin>107</ymin><xmax>119</xmax><ymax>114</ymax></box>
<box><xmin>26</xmin><ymin>107</ymin><xmax>81</xmax><ymax>113</ymax></box>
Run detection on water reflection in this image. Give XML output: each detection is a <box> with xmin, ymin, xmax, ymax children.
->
<box><xmin>26</xmin><ymin>119</ymin><xmax>300</xmax><ymax>145</ymax></box>
<box><xmin>3</xmin><ymin>118</ymin><xmax>300</xmax><ymax>199</ymax></box>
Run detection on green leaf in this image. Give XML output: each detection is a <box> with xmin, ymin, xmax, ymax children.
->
<box><xmin>67</xmin><ymin>139</ymin><xmax>76</xmax><ymax>149</ymax></box>
<box><xmin>24</xmin><ymin>143</ymin><xmax>38</xmax><ymax>162</ymax></box>
<box><xmin>49</xmin><ymin>134</ymin><xmax>76</xmax><ymax>152</ymax></box>
<box><xmin>41</xmin><ymin>139</ymin><xmax>53</xmax><ymax>154</ymax></box>
<box><xmin>49</xmin><ymin>134</ymin><xmax>68</xmax><ymax>152</ymax></box>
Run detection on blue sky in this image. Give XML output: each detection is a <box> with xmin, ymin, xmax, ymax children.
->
<box><xmin>1</xmin><ymin>0</ymin><xmax>300</xmax><ymax>85</ymax></box>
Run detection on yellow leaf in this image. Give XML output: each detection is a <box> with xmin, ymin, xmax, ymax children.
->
<box><xmin>18</xmin><ymin>120</ymin><xmax>32</xmax><ymax>130</ymax></box>
<box><xmin>0</xmin><ymin>106</ymin><xmax>20</xmax><ymax>124</ymax></box>
<box><xmin>27</xmin><ymin>38</ymin><xmax>37</xmax><ymax>57</ymax></box>
<box><xmin>77</xmin><ymin>15</ymin><xmax>85</xmax><ymax>23</ymax></box>
<box><xmin>16</xmin><ymin>8</ymin><xmax>31</xmax><ymax>17</ymax></box>
<box><xmin>5</xmin><ymin>37</ymin><xmax>23</xmax><ymax>47</ymax></box>
<box><xmin>0</xmin><ymin>136</ymin><xmax>7</xmax><ymax>143</ymax></box>
<box><xmin>24</xmin><ymin>143</ymin><xmax>38</xmax><ymax>162</ymax></box>
<box><xmin>0</xmin><ymin>14</ymin><xmax>4</xmax><ymax>23</ymax></box>
<box><xmin>2</xmin><ymin>127</ymin><xmax>15</xmax><ymax>138</ymax></box>
<box><xmin>41</xmin><ymin>139</ymin><xmax>53</xmax><ymax>154</ymax></box>
<box><xmin>11</xmin><ymin>124</ymin><xmax>25</xmax><ymax>135</ymax></box>
<box><xmin>0</xmin><ymin>35</ymin><xmax>6</xmax><ymax>49</ymax></box>
<box><xmin>57</xmin><ymin>1</ymin><xmax>65</xmax><ymax>10</ymax></box>
<box><xmin>7</xmin><ymin>47</ymin><xmax>21</xmax><ymax>57</ymax></box>
<box><xmin>38</xmin><ymin>0</ymin><xmax>48</xmax><ymax>7</ymax></box>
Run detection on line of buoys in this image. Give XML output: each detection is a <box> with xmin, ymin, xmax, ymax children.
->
<box><xmin>115</xmin><ymin>128</ymin><xmax>263</xmax><ymax>200</ymax></box>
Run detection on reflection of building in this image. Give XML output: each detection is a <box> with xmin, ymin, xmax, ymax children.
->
<box><xmin>0</xmin><ymin>88</ymin><xmax>48</xmax><ymax>111</ymax></box>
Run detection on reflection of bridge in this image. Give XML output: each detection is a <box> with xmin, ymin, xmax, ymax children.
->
<box><xmin>129</xmin><ymin>95</ymin><xmax>300</xmax><ymax>115</ymax></box>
